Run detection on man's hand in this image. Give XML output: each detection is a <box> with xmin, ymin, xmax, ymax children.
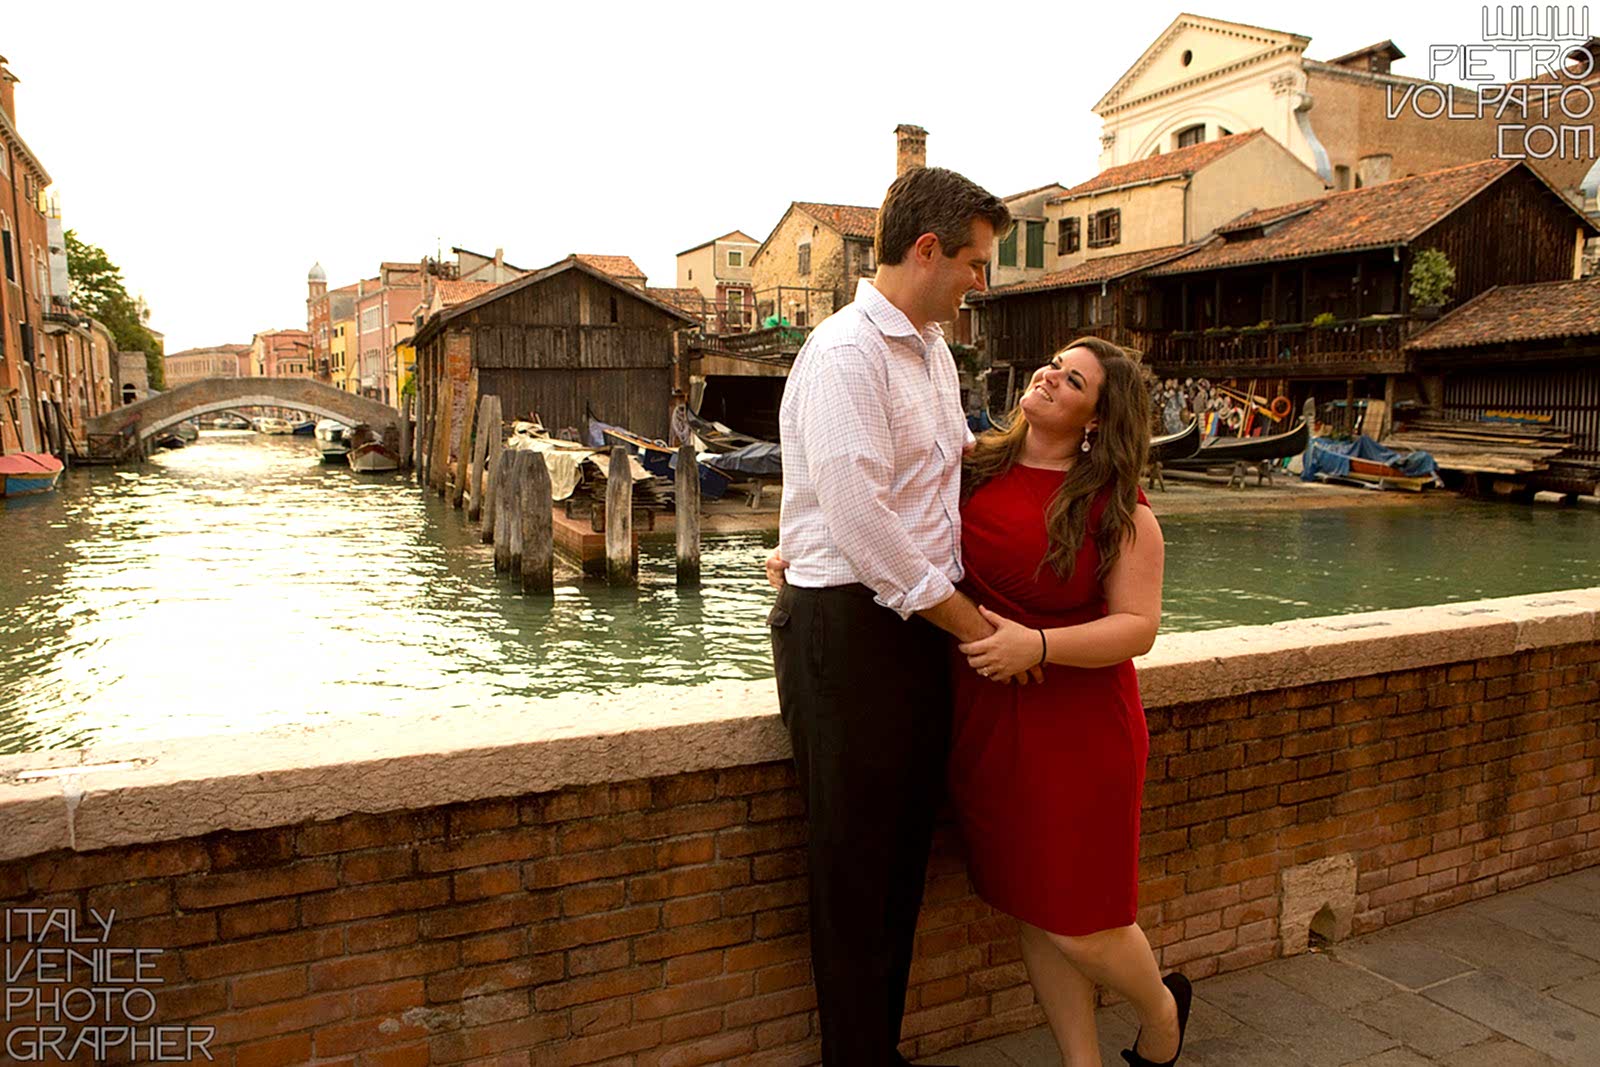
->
<box><xmin>765</xmin><ymin>549</ymin><xmax>789</xmax><ymax>590</ymax></box>
<box><xmin>959</xmin><ymin>606</ymin><xmax>1045</xmax><ymax>684</ymax></box>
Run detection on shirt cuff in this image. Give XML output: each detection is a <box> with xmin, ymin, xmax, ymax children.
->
<box><xmin>872</xmin><ymin>565</ymin><xmax>956</xmax><ymax>621</ymax></box>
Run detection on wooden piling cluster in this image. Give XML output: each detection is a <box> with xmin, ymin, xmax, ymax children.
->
<box><xmin>419</xmin><ymin>390</ymin><xmax>703</xmax><ymax>593</ymax></box>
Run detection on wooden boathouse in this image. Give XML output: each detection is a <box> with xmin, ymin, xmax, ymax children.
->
<box><xmin>412</xmin><ymin>256</ymin><xmax>699</xmax><ymax>480</ymax></box>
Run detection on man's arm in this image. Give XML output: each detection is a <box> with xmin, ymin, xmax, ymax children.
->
<box><xmin>917</xmin><ymin>588</ymin><xmax>991</xmax><ymax>644</ymax></box>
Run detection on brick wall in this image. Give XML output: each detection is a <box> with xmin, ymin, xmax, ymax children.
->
<box><xmin>1</xmin><ymin>643</ymin><xmax>1595</xmax><ymax>1066</ymax></box>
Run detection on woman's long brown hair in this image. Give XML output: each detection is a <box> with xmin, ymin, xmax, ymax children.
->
<box><xmin>962</xmin><ymin>336</ymin><xmax>1150</xmax><ymax>581</ymax></box>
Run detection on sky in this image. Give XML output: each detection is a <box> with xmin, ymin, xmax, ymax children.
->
<box><xmin>4</xmin><ymin>1</ymin><xmax>1553</xmax><ymax>352</ymax></box>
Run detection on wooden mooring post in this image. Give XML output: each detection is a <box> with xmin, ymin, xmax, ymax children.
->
<box><xmin>492</xmin><ymin>448</ymin><xmax>515</xmax><ymax>572</ymax></box>
<box><xmin>605</xmin><ymin>446</ymin><xmax>636</xmax><ymax>585</ymax></box>
<box><xmin>480</xmin><ymin>399</ymin><xmax>504</xmax><ymax>545</ymax></box>
<box><xmin>431</xmin><ymin>387</ymin><xmax>451</xmax><ymax>498</ymax></box>
<box><xmin>450</xmin><ymin>371</ymin><xmax>478</xmax><ymax>509</ymax></box>
<box><xmin>467</xmin><ymin>394</ymin><xmax>496</xmax><ymax>521</ymax></box>
<box><xmin>675</xmin><ymin>444</ymin><xmax>700</xmax><ymax>587</ymax></box>
<box><xmin>520</xmin><ymin>451</ymin><xmax>555</xmax><ymax>595</ymax></box>
<box><xmin>506</xmin><ymin>451</ymin><xmax>527</xmax><ymax>575</ymax></box>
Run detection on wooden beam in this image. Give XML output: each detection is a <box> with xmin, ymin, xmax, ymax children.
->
<box><xmin>676</xmin><ymin>444</ymin><xmax>701</xmax><ymax>588</ymax></box>
<box><xmin>605</xmin><ymin>446</ymin><xmax>636</xmax><ymax>585</ymax></box>
<box><xmin>520</xmin><ymin>450</ymin><xmax>554</xmax><ymax>595</ymax></box>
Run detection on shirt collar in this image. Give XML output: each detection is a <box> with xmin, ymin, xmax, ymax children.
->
<box><xmin>857</xmin><ymin>280</ymin><xmax>943</xmax><ymax>348</ymax></box>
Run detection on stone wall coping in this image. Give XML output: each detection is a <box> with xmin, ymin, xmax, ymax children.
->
<box><xmin>1</xmin><ymin>588</ymin><xmax>1595</xmax><ymax>863</ymax></box>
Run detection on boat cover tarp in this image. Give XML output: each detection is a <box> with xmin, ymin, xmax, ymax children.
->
<box><xmin>699</xmin><ymin>442</ymin><xmax>782</xmax><ymax>477</ymax></box>
<box><xmin>1302</xmin><ymin>435</ymin><xmax>1439</xmax><ymax>482</ymax></box>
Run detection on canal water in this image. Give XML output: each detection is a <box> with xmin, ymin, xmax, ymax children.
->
<box><xmin>2</xmin><ymin>431</ymin><xmax>1598</xmax><ymax>754</ymax></box>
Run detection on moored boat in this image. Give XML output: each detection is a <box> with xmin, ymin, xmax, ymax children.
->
<box><xmin>315</xmin><ymin>419</ymin><xmax>351</xmax><ymax>464</ymax></box>
<box><xmin>290</xmin><ymin>419</ymin><xmax>316</xmax><ymax>435</ymax></box>
<box><xmin>1168</xmin><ymin>418</ymin><xmax>1312</xmax><ymax>467</ymax></box>
<box><xmin>1150</xmin><ymin>419</ymin><xmax>1201</xmax><ymax>463</ymax></box>
<box><xmin>346</xmin><ymin>424</ymin><xmax>400</xmax><ymax>472</ymax></box>
<box><xmin>0</xmin><ymin>452</ymin><xmax>65</xmax><ymax>498</ymax></box>
<box><xmin>595</xmin><ymin>421</ymin><xmax>731</xmax><ymax>501</ymax></box>
<box><xmin>257</xmin><ymin>417</ymin><xmax>294</xmax><ymax>435</ymax></box>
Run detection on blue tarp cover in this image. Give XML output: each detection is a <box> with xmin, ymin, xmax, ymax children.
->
<box><xmin>699</xmin><ymin>442</ymin><xmax>782</xmax><ymax>477</ymax></box>
<box><xmin>1303</xmin><ymin>435</ymin><xmax>1440</xmax><ymax>482</ymax></box>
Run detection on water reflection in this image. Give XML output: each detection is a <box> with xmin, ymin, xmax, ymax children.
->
<box><xmin>2</xmin><ymin>431</ymin><xmax>1597</xmax><ymax>753</ymax></box>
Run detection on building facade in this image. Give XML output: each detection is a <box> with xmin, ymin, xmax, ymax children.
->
<box><xmin>251</xmin><ymin>329</ymin><xmax>313</xmax><ymax>379</ymax></box>
<box><xmin>676</xmin><ymin>231</ymin><xmax>759</xmax><ymax>332</ymax></box>
<box><xmin>164</xmin><ymin>344</ymin><xmax>252</xmax><ymax>388</ymax></box>
<box><xmin>0</xmin><ymin>57</ymin><xmax>55</xmax><ymax>454</ymax></box>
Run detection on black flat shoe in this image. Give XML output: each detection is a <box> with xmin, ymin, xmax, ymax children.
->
<box><xmin>1120</xmin><ymin>971</ymin><xmax>1192</xmax><ymax>1066</ymax></box>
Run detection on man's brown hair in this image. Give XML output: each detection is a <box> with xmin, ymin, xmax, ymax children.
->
<box><xmin>876</xmin><ymin>167</ymin><xmax>1012</xmax><ymax>266</ymax></box>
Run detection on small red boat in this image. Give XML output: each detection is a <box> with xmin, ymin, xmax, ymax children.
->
<box><xmin>0</xmin><ymin>452</ymin><xmax>64</xmax><ymax>498</ymax></box>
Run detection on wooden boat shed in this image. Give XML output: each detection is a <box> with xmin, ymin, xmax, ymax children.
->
<box><xmin>412</xmin><ymin>256</ymin><xmax>699</xmax><ymax>472</ymax></box>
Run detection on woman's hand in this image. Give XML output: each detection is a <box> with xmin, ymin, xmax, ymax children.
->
<box><xmin>959</xmin><ymin>606</ymin><xmax>1043</xmax><ymax>682</ymax></box>
<box><xmin>765</xmin><ymin>549</ymin><xmax>789</xmax><ymax>590</ymax></box>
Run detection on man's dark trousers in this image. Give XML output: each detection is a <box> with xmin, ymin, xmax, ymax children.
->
<box><xmin>769</xmin><ymin>581</ymin><xmax>952</xmax><ymax>1066</ymax></box>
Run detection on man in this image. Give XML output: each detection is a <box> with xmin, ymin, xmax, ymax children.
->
<box><xmin>767</xmin><ymin>166</ymin><xmax>1015</xmax><ymax>1065</ymax></box>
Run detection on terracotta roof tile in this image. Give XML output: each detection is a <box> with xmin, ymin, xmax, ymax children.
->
<box><xmin>1052</xmin><ymin>130</ymin><xmax>1269</xmax><ymax>200</ymax></box>
<box><xmin>436</xmin><ymin>280</ymin><xmax>505</xmax><ymax>307</ymax></box>
<box><xmin>974</xmin><ymin>245</ymin><xmax>1197</xmax><ymax>300</ymax></box>
<box><xmin>573</xmin><ymin>254</ymin><xmax>646</xmax><ymax>280</ymax></box>
<box><xmin>1406</xmin><ymin>277</ymin><xmax>1600</xmax><ymax>350</ymax></box>
<box><xmin>794</xmin><ymin>202</ymin><xmax>879</xmax><ymax>239</ymax></box>
<box><xmin>1147</xmin><ymin>159</ymin><xmax>1521</xmax><ymax>275</ymax></box>
<box><xmin>645</xmin><ymin>287</ymin><xmax>710</xmax><ymax>316</ymax></box>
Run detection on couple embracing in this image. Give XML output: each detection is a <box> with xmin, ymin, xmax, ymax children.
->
<box><xmin>765</xmin><ymin>166</ymin><xmax>1191</xmax><ymax>1067</ymax></box>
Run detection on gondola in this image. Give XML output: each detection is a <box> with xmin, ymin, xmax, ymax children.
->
<box><xmin>1150</xmin><ymin>419</ymin><xmax>1201</xmax><ymax>463</ymax></box>
<box><xmin>1168</xmin><ymin>418</ymin><xmax>1312</xmax><ymax>467</ymax></box>
<box><xmin>593</xmin><ymin>420</ymin><xmax>731</xmax><ymax>501</ymax></box>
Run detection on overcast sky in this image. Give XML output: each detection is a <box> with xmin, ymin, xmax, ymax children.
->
<box><xmin>5</xmin><ymin>2</ymin><xmax>1554</xmax><ymax>352</ymax></box>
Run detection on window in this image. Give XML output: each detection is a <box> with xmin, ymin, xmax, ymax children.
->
<box><xmin>1066</xmin><ymin>292</ymin><xmax>1081</xmax><ymax>328</ymax></box>
<box><xmin>1335</xmin><ymin>165</ymin><xmax>1351</xmax><ymax>191</ymax></box>
<box><xmin>798</xmin><ymin>242</ymin><xmax>811</xmax><ymax>276</ymax></box>
<box><xmin>1176</xmin><ymin>124</ymin><xmax>1206</xmax><ymax>148</ymax></box>
<box><xmin>1025</xmin><ymin>221</ymin><xmax>1045</xmax><ymax>269</ymax></box>
<box><xmin>997</xmin><ymin>226</ymin><xmax>1017</xmax><ymax>267</ymax></box>
<box><xmin>609</xmin><ymin>295</ymin><xmax>619</xmax><ymax>323</ymax></box>
<box><xmin>1</xmin><ymin>228</ymin><xmax>12</xmax><ymax>282</ymax></box>
<box><xmin>1088</xmin><ymin>209</ymin><xmax>1121</xmax><ymax>249</ymax></box>
<box><xmin>688</xmin><ymin>268</ymin><xmax>693</xmax><ymax>281</ymax></box>
<box><xmin>795</xmin><ymin>308</ymin><xmax>808</xmax><ymax>327</ymax></box>
<box><xmin>727</xmin><ymin>250</ymin><xmax>743</xmax><ymax>268</ymax></box>
<box><xmin>859</xmin><ymin>242</ymin><xmax>876</xmax><ymax>272</ymax></box>
<box><xmin>1058</xmin><ymin>217</ymin><xmax>1081</xmax><ymax>255</ymax></box>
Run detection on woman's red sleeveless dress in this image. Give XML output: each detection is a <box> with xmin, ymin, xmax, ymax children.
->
<box><xmin>949</xmin><ymin>465</ymin><xmax>1151</xmax><ymax>936</ymax></box>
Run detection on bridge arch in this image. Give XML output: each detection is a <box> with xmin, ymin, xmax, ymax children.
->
<box><xmin>88</xmin><ymin>378</ymin><xmax>404</xmax><ymax>454</ymax></box>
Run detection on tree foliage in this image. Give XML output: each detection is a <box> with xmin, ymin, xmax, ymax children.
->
<box><xmin>64</xmin><ymin>230</ymin><xmax>165</xmax><ymax>390</ymax></box>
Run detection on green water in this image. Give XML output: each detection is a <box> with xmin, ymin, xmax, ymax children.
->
<box><xmin>1</xmin><ymin>431</ymin><xmax>1597</xmax><ymax>754</ymax></box>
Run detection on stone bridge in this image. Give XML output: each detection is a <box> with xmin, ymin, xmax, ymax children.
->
<box><xmin>89</xmin><ymin>377</ymin><xmax>405</xmax><ymax>455</ymax></box>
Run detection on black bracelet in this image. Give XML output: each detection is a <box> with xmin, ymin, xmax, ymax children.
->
<box><xmin>1037</xmin><ymin>628</ymin><xmax>1048</xmax><ymax>669</ymax></box>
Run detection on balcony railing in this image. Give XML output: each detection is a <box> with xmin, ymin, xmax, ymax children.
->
<box><xmin>1143</xmin><ymin>316</ymin><xmax>1414</xmax><ymax>374</ymax></box>
<box><xmin>684</xmin><ymin>324</ymin><xmax>813</xmax><ymax>363</ymax></box>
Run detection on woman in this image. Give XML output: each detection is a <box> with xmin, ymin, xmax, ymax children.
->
<box><xmin>950</xmin><ymin>336</ymin><xmax>1187</xmax><ymax>1066</ymax></box>
<box><xmin>765</xmin><ymin>336</ymin><xmax>1188</xmax><ymax>1065</ymax></box>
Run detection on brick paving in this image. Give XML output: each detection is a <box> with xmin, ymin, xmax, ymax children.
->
<box><xmin>929</xmin><ymin>865</ymin><xmax>1600</xmax><ymax>1067</ymax></box>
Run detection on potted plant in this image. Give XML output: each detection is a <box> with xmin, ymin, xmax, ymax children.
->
<box><xmin>1408</xmin><ymin>249</ymin><xmax>1455</xmax><ymax>318</ymax></box>
<box><xmin>1311</xmin><ymin>312</ymin><xmax>1338</xmax><ymax>329</ymax></box>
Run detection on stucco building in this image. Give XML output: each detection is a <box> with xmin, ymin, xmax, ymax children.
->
<box><xmin>164</xmin><ymin>344</ymin><xmax>253</xmax><ymax>388</ymax></box>
<box><xmin>676</xmin><ymin>231</ymin><xmax>758</xmax><ymax>331</ymax></box>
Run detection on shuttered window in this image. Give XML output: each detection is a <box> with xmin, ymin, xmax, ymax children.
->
<box><xmin>1058</xmin><ymin>217</ymin><xmax>1080</xmax><ymax>255</ymax></box>
<box><xmin>997</xmin><ymin>226</ymin><xmax>1017</xmax><ymax>267</ymax></box>
<box><xmin>1025</xmin><ymin>221</ymin><xmax>1045</xmax><ymax>269</ymax></box>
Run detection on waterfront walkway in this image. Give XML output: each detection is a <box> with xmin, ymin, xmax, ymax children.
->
<box><xmin>934</xmin><ymin>865</ymin><xmax>1600</xmax><ymax>1067</ymax></box>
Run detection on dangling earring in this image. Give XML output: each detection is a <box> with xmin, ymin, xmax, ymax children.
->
<box><xmin>1080</xmin><ymin>435</ymin><xmax>1093</xmax><ymax>454</ymax></box>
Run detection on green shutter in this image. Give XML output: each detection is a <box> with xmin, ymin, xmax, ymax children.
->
<box><xmin>998</xmin><ymin>226</ymin><xmax>1017</xmax><ymax>268</ymax></box>
<box><xmin>1025</xmin><ymin>221</ymin><xmax>1045</xmax><ymax>269</ymax></box>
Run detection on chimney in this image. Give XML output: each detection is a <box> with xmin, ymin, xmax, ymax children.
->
<box><xmin>1356</xmin><ymin>153</ymin><xmax>1393</xmax><ymax>188</ymax></box>
<box><xmin>895</xmin><ymin>124</ymin><xmax>928</xmax><ymax>178</ymax></box>
<box><xmin>0</xmin><ymin>57</ymin><xmax>17</xmax><ymax>124</ymax></box>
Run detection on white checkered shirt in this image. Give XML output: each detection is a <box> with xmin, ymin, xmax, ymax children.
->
<box><xmin>777</xmin><ymin>280</ymin><xmax>974</xmax><ymax>619</ymax></box>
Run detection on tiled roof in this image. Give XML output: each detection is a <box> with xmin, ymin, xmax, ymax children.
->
<box><xmin>974</xmin><ymin>245</ymin><xmax>1197</xmax><ymax>300</ymax></box>
<box><xmin>1052</xmin><ymin>130</ymin><xmax>1269</xmax><ymax>200</ymax></box>
<box><xmin>1406</xmin><ymin>277</ymin><xmax>1600</xmax><ymax>350</ymax></box>
<box><xmin>1147</xmin><ymin>159</ymin><xmax>1521</xmax><ymax>275</ymax></box>
<box><xmin>645</xmin><ymin>287</ymin><xmax>710</xmax><ymax>316</ymax></box>
<box><xmin>573</xmin><ymin>254</ymin><xmax>646</xmax><ymax>280</ymax></box>
<box><xmin>794</xmin><ymin>202</ymin><xmax>879</xmax><ymax>239</ymax></box>
<box><xmin>436</xmin><ymin>280</ymin><xmax>505</xmax><ymax>308</ymax></box>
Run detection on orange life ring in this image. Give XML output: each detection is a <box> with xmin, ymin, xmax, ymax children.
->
<box><xmin>1270</xmin><ymin>395</ymin><xmax>1292</xmax><ymax>420</ymax></box>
